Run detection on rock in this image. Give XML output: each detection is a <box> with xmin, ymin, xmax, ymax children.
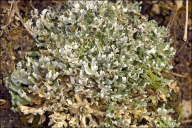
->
<box><xmin>181</xmin><ymin>100</ymin><xmax>192</xmax><ymax>118</ymax></box>
<box><xmin>151</xmin><ymin>4</ymin><xmax>161</xmax><ymax>15</ymax></box>
<box><xmin>175</xmin><ymin>0</ymin><xmax>183</xmax><ymax>10</ymax></box>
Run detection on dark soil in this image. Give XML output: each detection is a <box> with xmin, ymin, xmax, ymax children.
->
<box><xmin>0</xmin><ymin>0</ymin><xmax>191</xmax><ymax>127</ymax></box>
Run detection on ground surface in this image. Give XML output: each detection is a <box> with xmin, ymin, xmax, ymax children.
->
<box><xmin>0</xmin><ymin>0</ymin><xmax>191</xmax><ymax>127</ymax></box>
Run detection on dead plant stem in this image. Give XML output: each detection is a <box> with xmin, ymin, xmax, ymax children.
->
<box><xmin>183</xmin><ymin>0</ymin><xmax>188</xmax><ymax>41</ymax></box>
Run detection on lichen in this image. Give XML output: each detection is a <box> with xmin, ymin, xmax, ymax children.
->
<box><xmin>5</xmin><ymin>1</ymin><xmax>180</xmax><ymax>127</ymax></box>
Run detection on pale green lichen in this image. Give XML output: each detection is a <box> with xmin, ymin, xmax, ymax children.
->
<box><xmin>5</xmin><ymin>1</ymin><xmax>180</xmax><ymax>127</ymax></box>
<box><xmin>155</xmin><ymin>104</ymin><xmax>180</xmax><ymax>127</ymax></box>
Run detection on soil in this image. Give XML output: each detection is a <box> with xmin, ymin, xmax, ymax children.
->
<box><xmin>0</xmin><ymin>0</ymin><xmax>191</xmax><ymax>127</ymax></box>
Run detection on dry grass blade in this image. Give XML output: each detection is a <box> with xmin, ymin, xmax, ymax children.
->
<box><xmin>0</xmin><ymin>1</ymin><xmax>16</xmax><ymax>36</ymax></box>
<box><xmin>0</xmin><ymin>99</ymin><xmax>6</xmax><ymax>106</ymax></box>
<box><xmin>0</xmin><ymin>1</ymin><xmax>34</xmax><ymax>36</ymax></box>
<box><xmin>183</xmin><ymin>0</ymin><xmax>188</xmax><ymax>41</ymax></box>
<box><xmin>181</xmin><ymin>119</ymin><xmax>192</xmax><ymax>124</ymax></box>
<box><xmin>14</xmin><ymin>3</ymin><xmax>34</xmax><ymax>36</ymax></box>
